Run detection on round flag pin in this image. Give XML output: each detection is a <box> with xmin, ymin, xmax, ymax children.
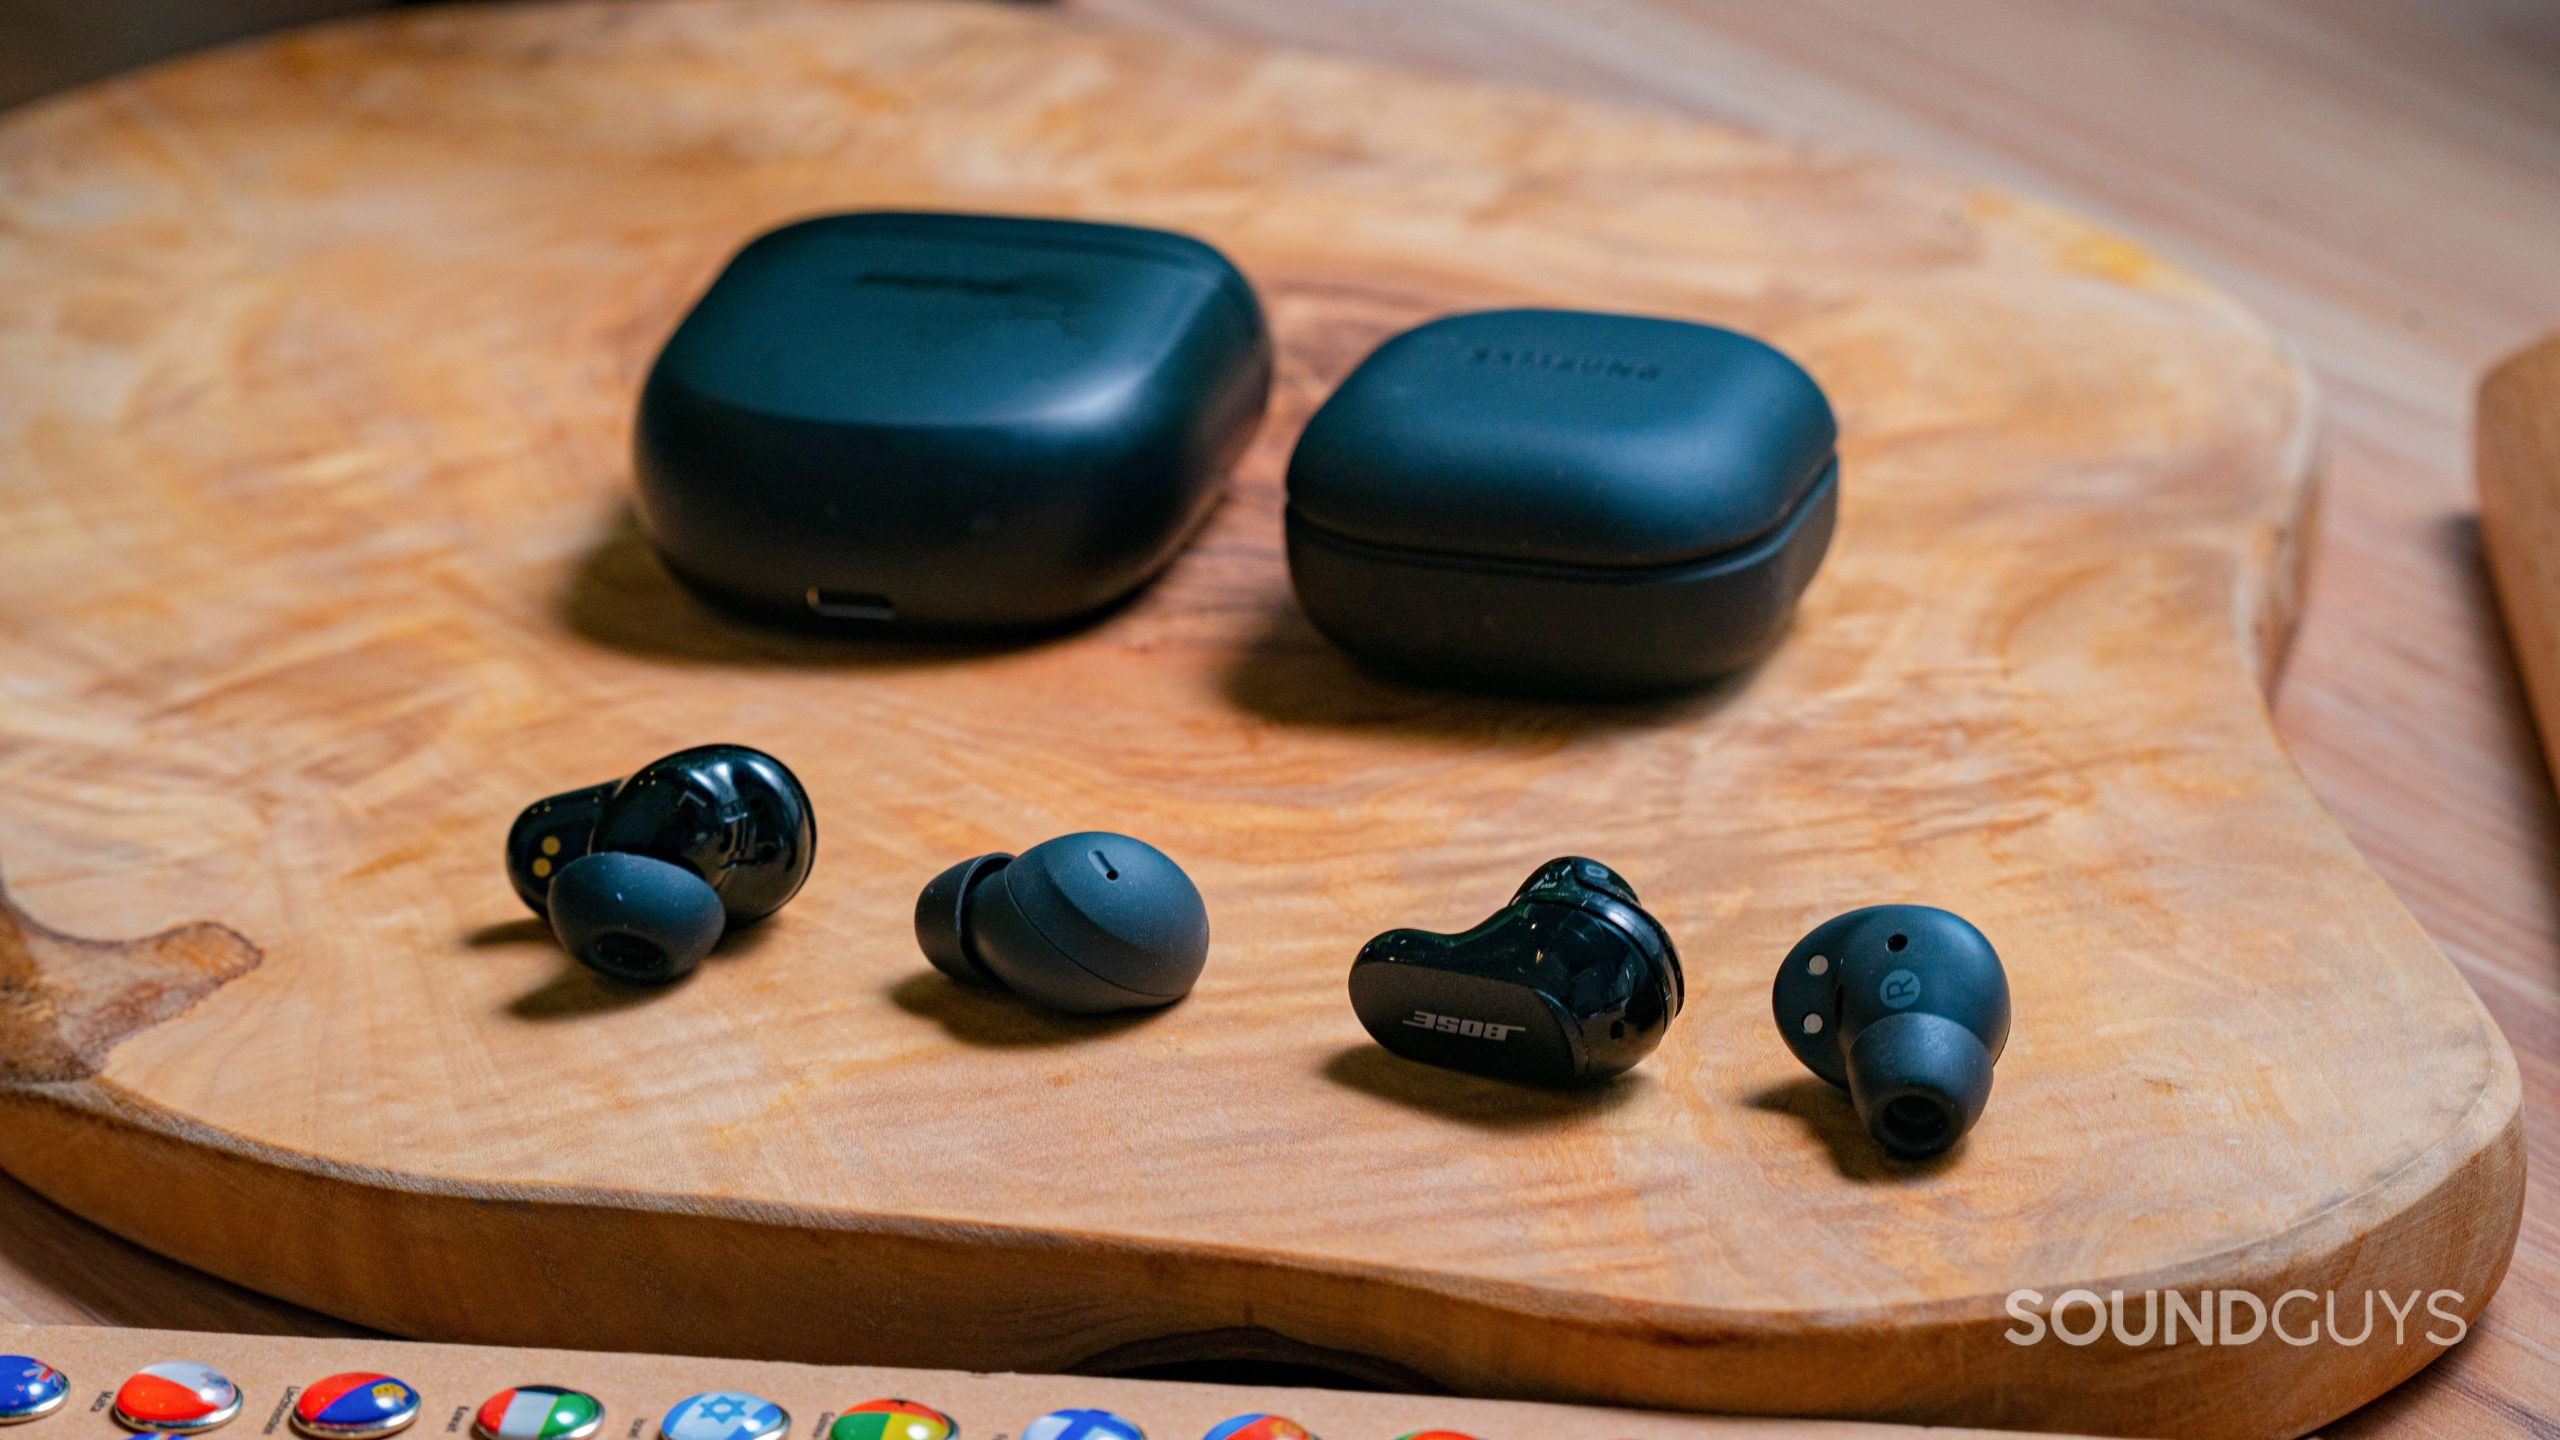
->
<box><xmin>0</xmin><ymin>1357</ymin><xmax>68</xmax><ymax>1425</ymax></box>
<box><xmin>475</xmin><ymin>1387</ymin><xmax>604</xmax><ymax>1440</ymax></box>
<box><xmin>291</xmin><ymin>1374</ymin><xmax>420</xmax><ymax>1440</ymax></box>
<box><xmin>1022</xmin><ymin>1411</ymin><xmax>1141</xmax><ymax>1440</ymax></box>
<box><xmin>660</xmin><ymin>1393</ymin><xmax>788</xmax><ymax>1440</ymax></box>
<box><xmin>113</xmin><ymin>1363</ymin><xmax>242</xmax><ymax>1433</ymax></box>
<box><xmin>829</xmin><ymin>1400</ymin><xmax>953</xmax><ymax>1440</ymax></box>
<box><xmin>1204</xmin><ymin>1419</ymin><xmax>1312</xmax><ymax>1440</ymax></box>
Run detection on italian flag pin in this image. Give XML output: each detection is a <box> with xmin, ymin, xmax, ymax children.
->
<box><xmin>474</xmin><ymin>1387</ymin><xmax>604</xmax><ymax>1440</ymax></box>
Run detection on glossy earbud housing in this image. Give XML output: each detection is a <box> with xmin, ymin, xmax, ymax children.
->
<box><xmin>507</xmin><ymin>744</ymin><xmax>816</xmax><ymax>984</ymax></box>
<box><xmin>1348</xmin><ymin>857</ymin><xmax>1683</xmax><ymax>1085</ymax></box>
<box><xmin>915</xmin><ymin>832</ymin><xmax>1210</xmax><ymax>1014</ymax></box>
<box><xmin>1773</xmin><ymin>904</ymin><xmax>2010</xmax><ymax>1158</ymax></box>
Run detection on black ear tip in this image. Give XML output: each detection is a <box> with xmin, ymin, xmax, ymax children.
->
<box><xmin>914</xmin><ymin>852</ymin><xmax>1012</xmax><ymax>988</ymax></box>
<box><xmin>549</xmin><ymin>851</ymin><xmax>725</xmax><ymax>985</ymax></box>
<box><xmin>1843</xmin><ymin>1010</ymin><xmax>1995</xmax><ymax>1159</ymax></box>
<box><xmin>1870</xmin><ymin>1090</ymin><xmax>1962</xmax><ymax>1157</ymax></box>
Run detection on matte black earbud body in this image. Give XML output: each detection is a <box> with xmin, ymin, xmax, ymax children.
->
<box><xmin>914</xmin><ymin>832</ymin><xmax>1209</xmax><ymax>1014</ymax></box>
<box><xmin>1773</xmin><ymin>904</ymin><xmax>2009</xmax><ymax>1158</ymax></box>
<box><xmin>507</xmin><ymin>744</ymin><xmax>816</xmax><ymax>985</ymax></box>
<box><xmin>1348</xmin><ymin>858</ymin><xmax>1682</xmax><ymax>1086</ymax></box>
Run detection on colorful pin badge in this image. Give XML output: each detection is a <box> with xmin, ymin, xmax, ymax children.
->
<box><xmin>291</xmin><ymin>1374</ymin><xmax>420</xmax><ymax>1440</ymax></box>
<box><xmin>660</xmin><ymin>1393</ymin><xmax>788</xmax><ymax>1440</ymax></box>
<box><xmin>475</xmin><ymin>1387</ymin><xmax>604</xmax><ymax>1440</ymax></box>
<box><xmin>0</xmin><ymin>1358</ymin><xmax>67</xmax><ymax>1425</ymax></box>
<box><xmin>829</xmin><ymin>1401</ymin><xmax>953</xmax><ymax>1440</ymax></box>
<box><xmin>1204</xmin><ymin>1419</ymin><xmax>1311</xmax><ymax>1440</ymax></box>
<box><xmin>112</xmin><ymin>1363</ymin><xmax>241</xmax><ymax>1433</ymax></box>
<box><xmin>1022</xmin><ymin>1411</ymin><xmax>1141</xmax><ymax>1440</ymax></box>
<box><xmin>1393</xmin><ymin>1433</ymin><xmax>1479</xmax><ymax>1440</ymax></box>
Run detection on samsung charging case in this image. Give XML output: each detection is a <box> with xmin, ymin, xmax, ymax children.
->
<box><xmin>1285</xmin><ymin>308</ymin><xmax>1838</xmax><ymax>695</ymax></box>
<box><xmin>636</xmin><ymin>211</ymin><xmax>1270</xmax><ymax>630</ymax></box>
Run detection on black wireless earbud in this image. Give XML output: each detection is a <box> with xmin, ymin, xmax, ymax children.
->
<box><xmin>914</xmin><ymin>832</ymin><xmax>1210</xmax><ymax>1014</ymax></box>
<box><xmin>507</xmin><ymin>744</ymin><xmax>816</xmax><ymax>985</ymax></box>
<box><xmin>1773</xmin><ymin>904</ymin><xmax>2009</xmax><ymax>1158</ymax></box>
<box><xmin>1348</xmin><ymin>857</ymin><xmax>1682</xmax><ymax>1086</ymax></box>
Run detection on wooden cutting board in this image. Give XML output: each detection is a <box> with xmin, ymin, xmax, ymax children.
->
<box><xmin>0</xmin><ymin>2</ymin><xmax>2521</xmax><ymax>1438</ymax></box>
<box><xmin>0</xmin><ymin>1324</ymin><xmax>2083</xmax><ymax>1440</ymax></box>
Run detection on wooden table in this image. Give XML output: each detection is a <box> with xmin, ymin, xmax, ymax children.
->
<box><xmin>0</xmin><ymin>1</ymin><xmax>2551</xmax><ymax>1436</ymax></box>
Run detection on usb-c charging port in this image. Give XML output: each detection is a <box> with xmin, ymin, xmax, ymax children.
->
<box><xmin>805</xmin><ymin>588</ymin><xmax>897</xmax><ymax>622</ymax></box>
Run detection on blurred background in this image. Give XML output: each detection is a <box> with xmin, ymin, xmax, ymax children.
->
<box><xmin>0</xmin><ymin>0</ymin><xmax>395</xmax><ymax>108</ymax></box>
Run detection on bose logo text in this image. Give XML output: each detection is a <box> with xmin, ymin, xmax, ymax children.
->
<box><xmin>1405</xmin><ymin>1010</ymin><xmax>1526</xmax><ymax>1041</ymax></box>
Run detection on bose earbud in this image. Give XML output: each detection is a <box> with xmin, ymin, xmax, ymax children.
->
<box><xmin>1773</xmin><ymin>904</ymin><xmax>2009</xmax><ymax>1158</ymax></box>
<box><xmin>1348</xmin><ymin>857</ymin><xmax>1683</xmax><ymax>1086</ymax></box>
<box><xmin>914</xmin><ymin>832</ymin><xmax>1210</xmax><ymax>1014</ymax></box>
<box><xmin>506</xmin><ymin>744</ymin><xmax>816</xmax><ymax>985</ymax></box>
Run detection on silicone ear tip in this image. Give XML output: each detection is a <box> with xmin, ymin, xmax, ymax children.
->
<box><xmin>548</xmin><ymin>851</ymin><xmax>725</xmax><ymax>985</ymax></box>
<box><xmin>914</xmin><ymin>852</ymin><xmax>1013</xmax><ymax>988</ymax></box>
<box><xmin>1844</xmin><ymin>1010</ymin><xmax>1995</xmax><ymax>1159</ymax></box>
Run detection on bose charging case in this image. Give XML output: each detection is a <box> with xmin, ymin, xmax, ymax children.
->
<box><xmin>636</xmin><ymin>212</ymin><xmax>1271</xmax><ymax>630</ymax></box>
<box><xmin>1285</xmin><ymin>309</ymin><xmax>1837</xmax><ymax>695</ymax></box>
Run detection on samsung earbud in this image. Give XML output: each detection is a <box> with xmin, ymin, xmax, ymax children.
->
<box><xmin>914</xmin><ymin>832</ymin><xmax>1210</xmax><ymax>1014</ymax></box>
<box><xmin>506</xmin><ymin>744</ymin><xmax>816</xmax><ymax>985</ymax></box>
<box><xmin>1773</xmin><ymin>904</ymin><xmax>2009</xmax><ymax>1158</ymax></box>
<box><xmin>1348</xmin><ymin>857</ymin><xmax>1683</xmax><ymax>1086</ymax></box>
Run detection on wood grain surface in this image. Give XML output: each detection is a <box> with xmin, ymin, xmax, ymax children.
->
<box><xmin>2481</xmin><ymin>337</ymin><xmax>2560</xmax><ymax>794</ymax></box>
<box><xmin>900</xmin><ymin>12</ymin><xmax>2560</xmax><ymax>1440</ymax></box>
<box><xmin>0</xmin><ymin>1323</ymin><xmax>2100</xmax><ymax>1440</ymax></box>
<box><xmin>0</xmin><ymin>2</ymin><xmax>2539</xmax><ymax>1434</ymax></box>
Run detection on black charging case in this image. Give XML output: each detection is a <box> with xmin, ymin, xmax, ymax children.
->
<box><xmin>1285</xmin><ymin>309</ymin><xmax>1837</xmax><ymax>695</ymax></box>
<box><xmin>635</xmin><ymin>212</ymin><xmax>1270</xmax><ymax>630</ymax></box>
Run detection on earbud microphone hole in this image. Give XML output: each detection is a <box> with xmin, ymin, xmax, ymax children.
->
<box><xmin>1888</xmin><ymin>933</ymin><xmax>1909</xmax><ymax>951</ymax></box>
